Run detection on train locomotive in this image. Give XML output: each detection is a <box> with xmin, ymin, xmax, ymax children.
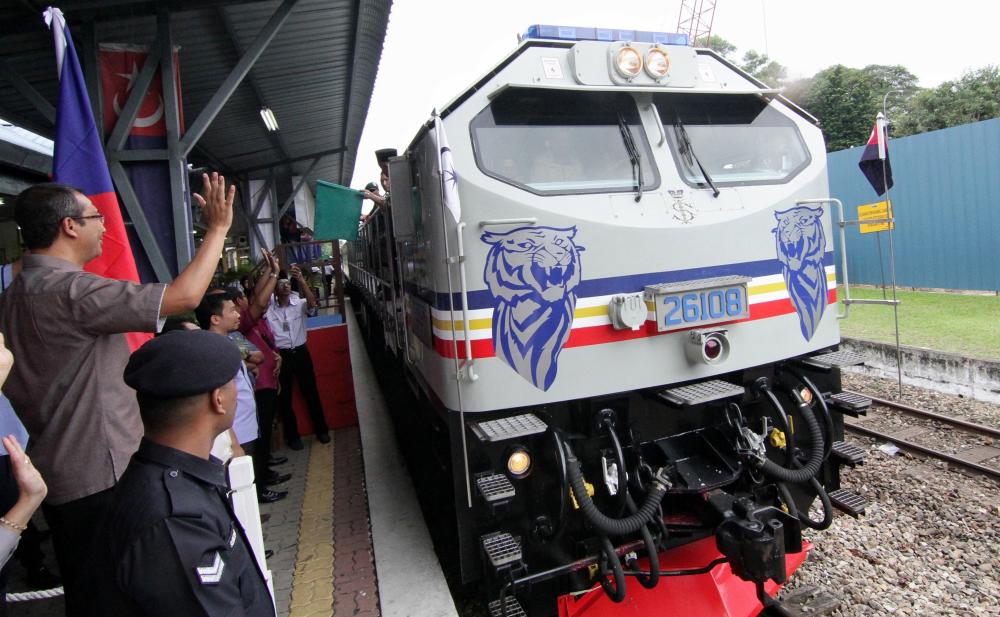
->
<box><xmin>347</xmin><ymin>24</ymin><xmax>870</xmax><ymax>617</ymax></box>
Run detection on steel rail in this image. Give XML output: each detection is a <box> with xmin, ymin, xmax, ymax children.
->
<box><xmin>844</xmin><ymin>422</ymin><xmax>1000</xmax><ymax>480</ymax></box>
<box><xmin>847</xmin><ymin>390</ymin><xmax>1000</xmax><ymax>439</ymax></box>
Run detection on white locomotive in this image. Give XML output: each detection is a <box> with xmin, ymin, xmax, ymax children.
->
<box><xmin>348</xmin><ymin>24</ymin><xmax>869</xmax><ymax>617</ymax></box>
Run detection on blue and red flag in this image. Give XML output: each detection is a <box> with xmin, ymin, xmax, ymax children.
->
<box><xmin>45</xmin><ymin>7</ymin><xmax>149</xmax><ymax>348</ymax></box>
<box><xmin>858</xmin><ymin>112</ymin><xmax>894</xmax><ymax>196</ymax></box>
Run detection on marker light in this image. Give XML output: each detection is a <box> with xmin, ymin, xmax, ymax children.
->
<box><xmin>645</xmin><ymin>47</ymin><xmax>670</xmax><ymax>79</ymax></box>
<box><xmin>522</xmin><ymin>24</ymin><xmax>689</xmax><ymax>45</ymax></box>
<box><xmin>507</xmin><ymin>449</ymin><xmax>532</xmax><ymax>477</ymax></box>
<box><xmin>614</xmin><ymin>45</ymin><xmax>643</xmax><ymax>79</ymax></box>
<box><xmin>799</xmin><ymin>387</ymin><xmax>814</xmax><ymax>404</ymax></box>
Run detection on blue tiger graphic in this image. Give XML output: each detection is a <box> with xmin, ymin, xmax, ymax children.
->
<box><xmin>773</xmin><ymin>206</ymin><xmax>828</xmax><ymax>340</ymax></box>
<box><xmin>481</xmin><ymin>226</ymin><xmax>583</xmax><ymax>391</ymax></box>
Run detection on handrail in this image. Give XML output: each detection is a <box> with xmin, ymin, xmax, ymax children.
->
<box><xmin>479</xmin><ymin>217</ymin><xmax>537</xmax><ymax>228</ymax></box>
<box><xmin>455</xmin><ymin>222</ymin><xmax>478</xmax><ymax>382</ymax></box>
<box><xmin>796</xmin><ymin>198</ymin><xmax>850</xmax><ymax>319</ymax></box>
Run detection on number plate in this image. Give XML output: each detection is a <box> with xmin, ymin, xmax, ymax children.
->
<box><xmin>644</xmin><ymin>275</ymin><xmax>751</xmax><ymax>333</ymax></box>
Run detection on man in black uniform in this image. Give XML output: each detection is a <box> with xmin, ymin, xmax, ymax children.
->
<box><xmin>87</xmin><ymin>330</ymin><xmax>274</xmax><ymax>616</ymax></box>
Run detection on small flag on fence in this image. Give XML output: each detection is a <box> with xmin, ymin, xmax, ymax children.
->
<box><xmin>314</xmin><ymin>181</ymin><xmax>364</xmax><ymax>241</ymax></box>
<box><xmin>858</xmin><ymin>112</ymin><xmax>894</xmax><ymax>196</ymax></box>
<box><xmin>434</xmin><ymin>115</ymin><xmax>461</xmax><ymax>223</ymax></box>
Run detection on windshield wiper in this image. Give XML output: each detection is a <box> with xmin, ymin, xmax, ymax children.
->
<box><xmin>617</xmin><ymin>112</ymin><xmax>643</xmax><ymax>202</ymax></box>
<box><xmin>673</xmin><ymin>114</ymin><xmax>720</xmax><ymax>198</ymax></box>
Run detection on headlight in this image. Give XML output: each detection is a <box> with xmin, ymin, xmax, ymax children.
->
<box><xmin>645</xmin><ymin>47</ymin><xmax>670</xmax><ymax>79</ymax></box>
<box><xmin>507</xmin><ymin>448</ymin><xmax>532</xmax><ymax>477</ymax></box>
<box><xmin>613</xmin><ymin>45</ymin><xmax>643</xmax><ymax>79</ymax></box>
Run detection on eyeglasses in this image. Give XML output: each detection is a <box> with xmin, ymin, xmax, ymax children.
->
<box><xmin>72</xmin><ymin>214</ymin><xmax>105</xmax><ymax>224</ymax></box>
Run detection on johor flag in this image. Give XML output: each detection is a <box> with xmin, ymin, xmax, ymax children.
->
<box><xmin>101</xmin><ymin>43</ymin><xmax>187</xmax><ymax>282</ymax></box>
<box><xmin>858</xmin><ymin>112</ymin><xmax>894</xmax><ymax>196</ymax></box>
<box><xmin>434</xmin><ymin>115</ymin><xmax>461</xmax><ymax>223</ymax></box>
<box><xmin>45</xmin><ymin>8</ymin><xmax>149</xmax><ymax>348</ymax></box>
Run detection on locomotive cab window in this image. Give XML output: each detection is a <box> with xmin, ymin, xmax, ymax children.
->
<box><xmin>470</xmin><ymin>89</ymin><xmax>659</xmax><ymax>195</ymax></box>
<box><xmin>653</xmin><ymin>94</ymin><xmax>810</xmax><ymax>187</ymax></box>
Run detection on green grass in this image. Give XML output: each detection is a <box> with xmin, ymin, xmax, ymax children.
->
<box><xmin>837</xmin><ymin>286</ymin><xmax>1000</xmax><ymax>361</ymax></box>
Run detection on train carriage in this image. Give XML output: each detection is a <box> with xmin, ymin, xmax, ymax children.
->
<box><xmin>348</xmin><ymin>24</ymin><xmax>868</xmax><ymax>617</ymax></box>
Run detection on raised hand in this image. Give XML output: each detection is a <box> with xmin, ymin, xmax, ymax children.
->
<box><xmin>3</xmin><ymin>435</ymin><xmax>46</xmax><ymax>514</ymax></box>
<box><xmin>192</xmin><ymin>172</ymin><xmax>235</xmax><ymax>233</ymax></box>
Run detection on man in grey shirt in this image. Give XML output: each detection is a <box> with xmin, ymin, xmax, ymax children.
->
<box><xmin>0</xmin><ymin>172</ymin><xmax>234</xmax><ymax>616</ymax></box>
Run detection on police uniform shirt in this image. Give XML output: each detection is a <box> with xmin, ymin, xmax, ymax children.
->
<box><xmin>90</xmin><ymin>439</ymin><xmax>274</xmax><ymax>617</ymax></box>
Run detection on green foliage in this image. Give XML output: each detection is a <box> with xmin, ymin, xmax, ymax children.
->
<box><xmin>697</xmin><ymin>34</ymin><xmax>736</xmax><ymax>58</ymax></box>
<box><xmin>894</xmin><ymin>66</ymin><xmax>1000</xmax><ymax>136</ymax></box>
<box><xmin>786</xmin><ymin>64</ymin><xmax>918</xmax><ymax>151</ymax></box>
<box><xmin>740</xmin><ymin>50</ymin><xmax>787</xmax><ymax>87</ymax></box>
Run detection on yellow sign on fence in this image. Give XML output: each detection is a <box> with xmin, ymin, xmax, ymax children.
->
<box><xmin>858</xmin><ymin>200</ymin><xmax>894</xmax><ymax>234</ymax></box>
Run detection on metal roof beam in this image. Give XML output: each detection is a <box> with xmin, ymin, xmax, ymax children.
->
<box><xmin>234</xmin><ymin>145</ymin><xmax>345</xmax><ymax>175</ymax></box>
<box><xmin>0</xmin><ymin>60</ymin><xmax>55</xmax><ymax>124</ymax></box>
<box><xmin>179</xmin><ymin>0</ymin><xmax>302</xmax><ymax>157</ymax></box>
<box><xmin>275</xmin><ymin>156</ymin><xmax>320</xmax><ymax>220</ymax></box>
<box><xmin>216</xmin><ymin>5</ymin><xmax>293</xmax><ymax>169</ymax></box>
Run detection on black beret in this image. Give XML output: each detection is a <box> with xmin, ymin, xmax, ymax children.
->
<box><xmin>124</xmin><ymin>330</ymin><xmax>242</xmax><ymax>397</ymax></box>
<box><xmin>375</xmin><ymin>148</ymin><xmax>397</xmax><ymax>170</ymax></box>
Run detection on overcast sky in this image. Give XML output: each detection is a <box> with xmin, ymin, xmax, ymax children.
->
<box><xmin>350</xmin><ymin>0</ymin><xmax>998</xmax><ymax>187</ymax></box>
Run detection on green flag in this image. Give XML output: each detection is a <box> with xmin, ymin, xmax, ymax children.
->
<box><xmin>314</xmin><ymin>180</ymin><xmax>363</xmax><ymax>241</ymax></box>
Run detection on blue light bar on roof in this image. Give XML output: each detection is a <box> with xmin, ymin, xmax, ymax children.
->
<box><xmin>523</xmin><ymin>24</ymin><xmax>689</xmax><ymax>46</ymax></box>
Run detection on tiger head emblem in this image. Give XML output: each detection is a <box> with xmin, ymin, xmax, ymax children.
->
<box><xmin>773</xmin><ymin>206</ymin><xmax>828</xmax><ymax>340</ymax></box>
<box><xmin>481</xmin><ymin>226</ymin><xmax>583</xmax><ymax>391</ymax></box>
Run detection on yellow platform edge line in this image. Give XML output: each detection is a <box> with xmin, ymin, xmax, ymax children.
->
<box><xmin>288</xmin><ymin>442</ymin><xmax>336</xmax><ymax>617</ymax></box>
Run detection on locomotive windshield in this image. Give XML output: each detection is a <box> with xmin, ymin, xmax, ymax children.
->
<box><xmin>470</xmin><ymin>89</ymin><xmax>659</xmax><ymax>195</ymax></box>
<box><xmin>653</xmin><ymin>93</ymin><xmax>810</xmax><ymax>187</ymax></box>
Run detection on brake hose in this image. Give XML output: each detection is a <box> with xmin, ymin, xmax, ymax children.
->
<box><xmin>757</xmin><ymin>386</ymin><xmax>825</xmax><ymax>484</ymax></box>
<box><xmin>559</xmin><ymin>436</ymin><xmax>670</xmax><ymax>536</ymax></box>
<box><xmin>598</xmin><ymin>535</ymin><xmax>627</xmax><ymax>602</ymax></box>
<box><xmin>782</xmin><ymin>368</ymin><xmax>835</xmax><ymax>463</ymax></box>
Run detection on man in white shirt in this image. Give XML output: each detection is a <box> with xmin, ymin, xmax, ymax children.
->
<box><xmin>266</xmin><ymin>265</ymin><xmax>330</xmax><ymax>450</ymax></box>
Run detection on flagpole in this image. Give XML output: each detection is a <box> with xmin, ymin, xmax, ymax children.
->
<box><xmin>880</xmin><ymin>93</ymin><xmax>905</xmax><ymax>399</ymax></box>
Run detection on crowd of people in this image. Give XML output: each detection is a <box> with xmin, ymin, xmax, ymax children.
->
<box><xmin>0</xmin><ymin>171</ymin><xmax>334</xmax><ymax>616</ymax></box>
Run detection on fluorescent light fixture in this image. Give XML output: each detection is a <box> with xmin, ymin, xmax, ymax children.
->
<box><xmin>259</xmin><ymin>107</ymin><xmax>279</xmax><ymax>131</ymax></box>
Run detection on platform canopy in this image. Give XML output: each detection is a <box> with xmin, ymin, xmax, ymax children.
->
<box><xmin>0</xmin><ymin>0</ymin><xmax>391</xmax><ymax>278</ymax></box>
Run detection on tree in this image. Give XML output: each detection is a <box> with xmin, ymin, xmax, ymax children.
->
<box><xmin>784</xmin><ymin>64</ymin><xmax>919</xmax><ymax>151</ymax></box>
<box><xmin>895</xmin><ymin>66</ymin><xmax>1000</xmax><ymax>136</ymax></box>
<box><xmin>741</xmin><ymin>50</ymin><xmax>787</xmax><ymax>87</ymax></box>
<box><xmin>696</xmin><ymin>34</ymin><xmax>736</xmax><ymax>59</ymax></box>
<box><xmin>798</xmin><ymin>65</ymin><xmax>874</xmax><ymax>151</ymax></box>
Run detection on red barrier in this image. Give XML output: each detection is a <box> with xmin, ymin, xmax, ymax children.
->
<box><xmin>290</xmin><ymin>322</ymin><xmax>358</xmax><ymax>433</ymax></box>
<box><xmin>557</xmin><ymin>537</ymin><xmax>811</xmax><ymax>617</ymax></box>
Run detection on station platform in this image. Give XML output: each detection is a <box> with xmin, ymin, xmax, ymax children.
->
<box><xmin>7</xmin><ymin>304</ymin><xmax>459</xmax><ymax>617</ymax></box>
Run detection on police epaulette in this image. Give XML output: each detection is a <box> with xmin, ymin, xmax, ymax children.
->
<box><xmin>163</xmin><ymin>469</ymin><xmax>204</xmax><ymax>518</ymax></box>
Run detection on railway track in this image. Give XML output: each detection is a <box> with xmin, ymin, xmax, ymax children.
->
<box><xmin>842</xmin><ymin>390</ymin><xmax>1000</xmax><ymax>480</ymax></box>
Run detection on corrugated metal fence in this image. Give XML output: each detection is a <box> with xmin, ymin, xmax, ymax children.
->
<box><xmin>827</xmin><ymin>117</ymin><xmax>1000</xmax><ymax>292</ymax></box>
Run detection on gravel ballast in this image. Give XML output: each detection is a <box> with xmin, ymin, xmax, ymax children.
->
<box><xmin>781</xmin><ymin>372</ymin><xmax>1000</xmax><ymax>616</ymax></box>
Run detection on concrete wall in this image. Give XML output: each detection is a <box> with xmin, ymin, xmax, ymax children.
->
<box><xmin>842</xmin><ymin>337</ymin><xmax>1000</xmax><ymax>405</ymax></box>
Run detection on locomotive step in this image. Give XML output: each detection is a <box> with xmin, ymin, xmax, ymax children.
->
<box><xmin>476</xmin><ymin>473</ymin><xmax>516</xmax><ymax>506</ymax></box>
<box><xmin>489</xmin><ymin>597</ymin><xmax>527</xmax><ymax>617</ymax></box>
<box><xmin>828</xmin><ymin>488</ymin><xmax>868</xmax><ymax>518</ymax></box>
<box><xmin>481</xmin><ymin>531</ymin><xmax>524</xmax><ymax>569</ymax></box>
<box><xmin>471</xmin><ymin>413</ymin><xmax>548</xmax><ymax>442</ymax></box>
<box><xmin>798</xmin><ymin>350</ymin><xmax>867</xmax><ymax>371</ymax></box>
<box><xmin>831</xmin><ymin>440</ymin><xmax>868</xmax><ymax>466</ymax></box>
<box><xmin>826</xmin><ymin>391</ymin><xmax>872</xmax><ymax>417</ymax></box>
<box><xmin>657</xmin><ymin>379</ymin><xmax>745</xmax><ymax>407</ymax></box>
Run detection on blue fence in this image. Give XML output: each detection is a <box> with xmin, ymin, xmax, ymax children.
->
<box><xmin>827</xmin><ymin>118</ymin><xmax>1000</xmax><ymax>292</ymax></box>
